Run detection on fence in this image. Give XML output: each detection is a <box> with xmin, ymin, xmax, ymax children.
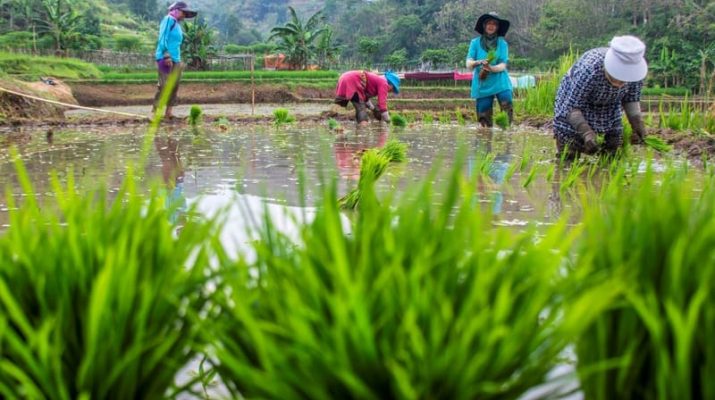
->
<box><xmin>8</xmin><ymin>49</ymin><xmax>256</xmax><ymax>71</ymax></box>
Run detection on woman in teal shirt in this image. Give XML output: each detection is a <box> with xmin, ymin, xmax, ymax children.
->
<box><xmin>466</xmin><ymin>12</ymin><xmax>513</xmax><ymax>128</ymax></box>
<box><xmin>152</xmin><ymin>1</ymin><xmax>197</xmax><ymax>120</ymax></box>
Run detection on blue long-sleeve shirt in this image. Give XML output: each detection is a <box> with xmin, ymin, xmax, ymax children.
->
<box><xmin>467</xmin><ymin>37</ymin><xmax>512</xmax><ymax>99</ymax></box>
<box><xmin>154</xmin><ymin>15</ymin><xmax>183</xmax><ymax>62</ymax></box>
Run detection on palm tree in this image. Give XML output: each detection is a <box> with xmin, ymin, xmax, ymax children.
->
<box><xmin>315</xmin><ymin>27</ymin><xmax>341</xmax><ymax>69</ymax></box>
<box><xmin>268</xmin><ymin>6</ymin><xmax>326</xmax><ymax>70</ymax></box>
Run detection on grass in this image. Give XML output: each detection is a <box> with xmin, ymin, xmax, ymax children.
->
<box><xmin>0</xmin><ymin>158</ymin><xmax>219</xmax><ymax>398</ymax></box>
<box><xmin>189</xmin><ymin>105</ymin><xmax>203</xmax><ymax>126</ymax></box>
<box><xmin>0</xmin><ymin>52</ymin><xmax>101</xmax><ymax>80</ymax></box>
<box><xmin>210</xmin><ymin>155</ymin><xmax>579</xmax><ymax>399</ymax></box>
<box><xmin>273</xmin><ymin>108</ymin><xmax>295</xmax><ymax>125</ymax></box>
<box><xmin>572</xmin><ymin>165</ymin><xmax>715</xmax><ymax>400</ymax></box>
<box><xmin>520</xmin><ymin>50</ymin><xmax>577</xmax><ymax>117</ymax></box>
<box><xmin>494</xmin><ymin>111</ymin><xmax>510</xmax><ymax>129</ymax></box>
<box><xmin>391</xmin><ymin>113</ymin><xmax>407</xmax><ymax>127</ymax></box>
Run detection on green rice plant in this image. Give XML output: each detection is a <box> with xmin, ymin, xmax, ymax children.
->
<box><xmin>189</xmin><ymin>105</ymin><xmax>203</xmax><ymax>126</ymax></box>
<box><xmin>0</xmin><ymin>159</ymin><xmax>219</xmax><ymax>399</ymax></box>
<box><xmin>391</xmin><ymin>113</ymin><xmax>408</xmax><ymax>127</ymax></box>
<box><xmin>0</xmin><ymin>52</ymin><xmax>101</xmax><ymax>80</ymax></box>
<box><xmin>378</xmin><ymin>139</ymin><xmax>408</xmax><ymax>163</ymax></box>
<box><xmin>402</xmin><ymin>112</ymin><xmax>417</xmax><ymax>124</ymax></box>
<box><xmin>338</xmin><ymin>149</ymin><xmax>391</xmax><ymax>210</ymax></box>
<box><xmin>213</xmin><ymin>116</ymin><xmax>230</xmax><ymax>131</ymax></box>
<box><xmin>210</xmin><ymin>157</ymin><xmax>579</xmax><ymax>400</ymax></box>
<box><xmin>494</xmin><ymin>111</ymin><xmax>510</xmax><ymax>130</ymax></box>
<box><xmin>644</xmin><ymin>136</ymin><xmax>672</xmax><ymax>153</ymax></box>
<box><xmin>455</xmin><ymin>108</ymin><xmax>466</xmax><ymax>125</ymax></box>
<box><xmin>572</xmin><ymin>165</ymin><xmax>715</xmax><ymax>400</ymax></box>
<box><xmin>273</xmin><ymin>108</ymin><xmax>295</xmax><ymax>125</ymax></box>
<box><xmin>327</xmin><ymin>118</ymin><xmax>341</xmax><ymax>130</ymax></box>
<box><xmin>438</xmin><ymin>111</ymin><xmax>451</xmax><ymax>124</ymax></box>
<box><xmin>522</xmin><ymin>163</ymin><xmax>538</xmax><ymax>188</ymax></box>
<box><xmin>422</xmin><ymin>113</ymin><xmax>434</xmax><ymax>124</ymax></box>
<box><xmin>520</xmin><ymin>50</ymin><xmax>576</xmax><ymax>117</ymax></box>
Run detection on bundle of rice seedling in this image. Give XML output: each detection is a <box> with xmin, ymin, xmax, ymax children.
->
<box><xmin>378</xmin><ymin>139</ymin><xmax>407</xmax><ymax>162</ymax></box>
<box><xmin>189</xmin><ymin>105</ymin><xmax>203</xmax><ymax>126</ymax></box>
<box><xmin>338</xmin><ymin>149</ymin><xmax>390</xmax><ymax>210</ymax></box>
<box><xmin>495</xmin><ymin>111</ymin><xmax>510</xmax><ymax>129</ymax></box>
<box><xmin>391</xmin><ymin>113</ymin><xmax>407</xmax><ymax>127</ymax></box>
<box><xmin>644</xmin><ymin>136</ymin><xmax>672</xmax><ymax>152</ymax></box>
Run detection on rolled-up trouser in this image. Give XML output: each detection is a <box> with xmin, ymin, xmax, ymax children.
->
<box><xmin>334</xmin><ymin>93</ymin><xmax>370</xmax><ymax>123</ymax></box>
<box><xmin>153</xmin><ymin>60</ymin><xmax>183</xmax><ymax>109</ymax></box>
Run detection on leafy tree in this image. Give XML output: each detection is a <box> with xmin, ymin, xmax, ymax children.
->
<box><xmin>182</xmin><ymin>18</ymin><xmax>217</xmax><ymax>70</ymax></box>
<box><xmin>385</xmin><ymin>48</ymin><xmax>408</xmax><ymax>69</ymax></box>
<box><xmin>35</xmin><ymin>0</ymin><xmax>82</xmax><ymax>51</ymax></box>
<box><xmin>315</xmin><ymin>27</ymin><xmax>341</xmax><ymax>69</ymax></box>
<box><xmin>113</xmin><ymin>34</ymin><xmax>142</xmax><ymax>52</ymax></box>
<box><xmin>268</xmin><ymin>6</ymin><xmax>326</xmax><ymax>69</ymax></box>
<box><xmin>421</xmin><ymin>48</ymin><xmax>450</xmax><ymax>66</ymax></box>
<box><xmin>357</xmin><ymin>36</ymin><xmax>381</xmax><ymax>60</ymax></box>
<box><xmin>388</xmin><ymin>14</ymin><xmax>421</xmax><ymax>58</ymax></box>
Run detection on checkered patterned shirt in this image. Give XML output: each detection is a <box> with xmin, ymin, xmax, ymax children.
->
<box><xmin>554</xmin><ymin>48</ymin><xmax>643</xmax><ymax>136</ymax></box>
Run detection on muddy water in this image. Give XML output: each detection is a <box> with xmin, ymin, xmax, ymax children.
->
<box><xmin>0</xmin><ymin>122</ymin><xmax>574</xmax><ymax>227</ymax></box>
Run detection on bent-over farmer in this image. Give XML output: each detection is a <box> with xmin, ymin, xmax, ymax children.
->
<box><xmin>334</xmin><ymin>70</ymin><xmax>400</xmax><ymax>126</ymax></box>
<box><xmin>554</xmin><ymin>35</ymin><xmax>648</xmax><ymax>159</ymax></box>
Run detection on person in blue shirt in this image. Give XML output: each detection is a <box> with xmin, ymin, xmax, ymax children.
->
<box><xmin>152</xmin><ymin>1</ymin><xmax>197</xmax><ymax>120</ymax></box>
<box><xmin>466</xmin><ymin>12</ymin><xmax>514</xmax><ymax>128</ymax></box>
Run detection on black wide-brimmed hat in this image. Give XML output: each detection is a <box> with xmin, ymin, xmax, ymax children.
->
<box><xmin>475</xmin><ymin>12</ymin><xmax>510</xmax><ymax>36</ymax></box>
<box><xmin>168</xmin><ymin>1</ymin><xmax>197</xmax><ymax>18</ymax></box>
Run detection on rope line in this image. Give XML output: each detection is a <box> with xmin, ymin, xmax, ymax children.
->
<box><xmin>0</xmin><ymin>86</ymin><xmax>150</xmax><ymax>120</ymax></box>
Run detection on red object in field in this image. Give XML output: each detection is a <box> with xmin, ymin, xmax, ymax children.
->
<box><xmin>263</xmin><ymin>53</ymin><xmax>319</xmax><ymax>70</ymax></box>
<box><xmin>403</xmin><ymin>70</ymin><xmax>473</xmax><ymax>81</ymax></box>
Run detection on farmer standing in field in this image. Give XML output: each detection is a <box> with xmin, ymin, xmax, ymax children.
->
<box><xmin>466</xmin><ymin>12</ymin><xmax>514</xmax><ymax>128</ymax></box>
<box><xmin>334</xmin><ymin>70</ymin><xmax>400</xmax><ymax>126</ymax></box>
<box><xmin>554</xmin><ymin>35</ymin><xmax>648</xmax><ymax>159</ymax></box>
<box><xmin>152</xmin><ymin>1</ymin><xmax>198</xmax><ymax>120</ymax></box>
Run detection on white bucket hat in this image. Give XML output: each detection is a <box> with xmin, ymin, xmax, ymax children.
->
<box><xmin>604</xmin><ymin>35</ymin><xmax>648</xmax><ymax>82</ymax></box>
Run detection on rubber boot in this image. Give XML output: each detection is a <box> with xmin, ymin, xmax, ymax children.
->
<box><xmin>353</xmin><ymin>101</ymin><xmax>370</xmax><ymax>124</ymax></box>
<box><xmin>500</xmin><ymin>101</ymin><xmax>514</xmax><ymax>126</ymax></box>
<box><xmin>478</xmin><ymin>109</ymin><xmax>493</xmax><ymax>128</ymax></box>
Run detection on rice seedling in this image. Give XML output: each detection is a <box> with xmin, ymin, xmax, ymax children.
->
<box><xmin>391</xmin><ymin>113</ymin><xmax>407</xmax><ymax>127</ymax></box>
<box><xmin>522</xmin><ymin>163</ymin><xmax>538</xmax><ymax>188</ymax></box>
<box><xmin>0</xmin><ymin>158</ymin><xmax>220</xmax><ymax>399</ymax></box>
<box><xmin>422</xmin><ymin>113</ymin><xmax>434</xmax><ymax>124</ymax></box>
<box><xmin>327</xmin><ymin>118</ymin><xmax>341</xmax><ymax>130</ymax></box>
<box><xmin>213</xmin><ymin>116</ymin><xmax>230</xmax><ymax>131</ymax></box>
<box><xmin>455</xmin><ymin>108</ymin><xmax>466</xmax><ymax>125</ymax></box>
<box><xmin>338</xmin><ymin>149</ymin><xmax>391</xmax><ymax>210</ymax></box>
<box><xmin>403</xmin><ymin>112</ymin><xmax>417</xmax><ymax>124</ymax></box>
<box><xmin>378</xmin><ymin>139</ymin><xmax>408</xmax><ymax>163</ymax></box>
<box><xmin>644</xmin><ymin>136</ymin><xmax>672</xmax><ymax>153</ymax></box>
<box><xmin>210</xmin><ymin>156</ymin><xmax>580</xmax><ymax>400</ymax></box>
<box><xmin>494</xmin><ymin>111</ymin><xmax>510</xmax><ymax>130</ymax></box>
<box><xmin>189</xmin><ymin>105</ymin><xmax>203</xmax><ymax>126</ymax></box>
<box><xmin>273</xmin><ymin>108</ymin><xmax>295</xmax><ymax>125</ymax></box>
<box><xmin>520</xmin><ymin>50</ymin><xmax>576</xmax><ymax>117</ymax></box>
<box><xmin>438</xmin><ymin>111</ymin><xmax>451</xmax><ymax>124</ymax></box>
<box><xmin>572</xmin><ymin>165</ymin><xmax>715</xmax><ymax>400</ymax></box>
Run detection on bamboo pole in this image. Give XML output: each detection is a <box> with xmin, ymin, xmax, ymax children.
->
<box><xmin>251</xmin><ymin>55</ymin><xmax>255</xmax><ymax>115</ymax></box>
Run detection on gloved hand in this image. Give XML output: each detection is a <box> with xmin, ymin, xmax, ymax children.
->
<box><xmin>582</xmin><ymin>130</ymin><xmax>598</xmax><ymax>154</ymax></box>
<box><xmin>624</xmin><ymin>102</ymin><xmax>646</xmax><ymax>144</ymax></box>
<box><xmin>567</xmin><ymin>109</ymin><xmax>598</xmax><ymax>154</ymax></box>
<box><xmin>372</xmin><ymin>108</ymin><xmax>383</xmax><ymax>121</ymax></box>
<box><xmin>381</xmin><ymin>111</ymin><xmax>390</xmax><ymax>123</ymax></box>
<box><xmin>366</xmin><ymin>100</ymin><xmax>375</xmax><ymax>111</ymax></box>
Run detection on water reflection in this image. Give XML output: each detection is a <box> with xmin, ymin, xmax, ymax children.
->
<box><xmin>154</xmin><ymin>134</ymin><xmax>187</xmax><ymax>226</ymax></box>
<box><xmin>334</xmin><ymin>126</ymin><xmax>388</xmax><ymax>180</ymax></box>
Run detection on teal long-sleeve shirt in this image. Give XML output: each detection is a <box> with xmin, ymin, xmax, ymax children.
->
<box><xmin>154</xmin><ymin>15</ymin><xmax>183</xmax><ymax>62</ymax></box>
<box><xmin>467</xmin><ymin>36</ymin><xmax>512</xmax><ymax>99</ymax></box>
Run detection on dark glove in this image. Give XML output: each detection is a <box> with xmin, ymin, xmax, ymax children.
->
<box><xmin>372</xmin><ymin>108</ymin><xmax>383</xmax><ymax>121</ymax></box>
<box><xmin>380</xmin><ymin>111</ymin><xmax>390</xmax><ymax>123</ymax></box>
<box><xmin>624</xmin><ymin>102</ymin><xmax>646</xmax><ymax>144</ymax></box>
<box><xmin>567</xmin><ymin>109</ymin><xmax>598</xmax><ymax>154</ymax></box>
<box><xmin>582</xmin><ymin>130</ymin><xmax>598</xmax><ymax>154</ymax></box>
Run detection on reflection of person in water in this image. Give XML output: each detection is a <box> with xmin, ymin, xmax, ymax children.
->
<box><xmin>333</xmin><ymin>128</ymin><xmax>388</xmax><ymax>180</ymax></box>
<box><xmin>154</xmin><ymin>135</ymin><xmax>187</xmax><ymax>225</ymax></box>
<box><xmin>469</xmin><ymin>132</ymin><xmax>512</xmax><ymax>214</ymax></box>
